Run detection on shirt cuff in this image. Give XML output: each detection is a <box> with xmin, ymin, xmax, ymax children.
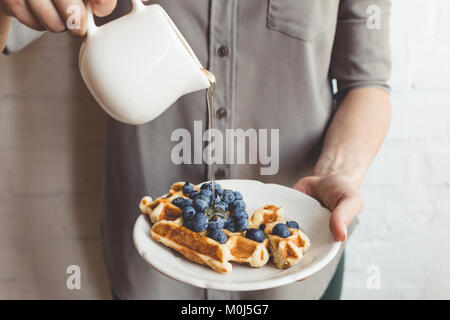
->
<box><xmin>338</xmin><ymin>81</ymin><xmax>391</xmax><ymax>95</ymax></box>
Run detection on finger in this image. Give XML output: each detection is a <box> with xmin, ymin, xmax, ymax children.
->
<box><xmin>0</xmin><ymin>2</ymin><xmax>13</xmax><ymax>16</ymax></box>
<box><xmin>329</xmin><ymin>191</ymin><xmax>363</xmax><ymax>242</ymax></box>
<box><xmin>3</xmin><ymin>0</ymin><xmax>44</xmax><ymax>31</ymax></box>
<box><xmin>51</xmin><ymin>0</ymin><xmax>87</xmax><ymax>37</ymax></box>
<box><xmin>0</xmin><ymin>11</ymin><xmax>12</xmax><ymax>51</ymax></box>
<box><xmin>293</xmin><ymin>176</ymin><xmax>320</xmax><ymax>197</ymax></box>
<box><xmin>87</xmin><ymin>0</ymin><xmax>117</xmax><ymax>17</ymax></box>
<box><xmin>26</xmin><ymin>0</ymin><xmax>65</xmax><ymax>33</ymax></box>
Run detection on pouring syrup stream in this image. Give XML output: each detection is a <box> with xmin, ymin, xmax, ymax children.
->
<box><xmin>202</xmin><ymin>69</ymin><xmax>227</xmax><ymax>219</ymax></box>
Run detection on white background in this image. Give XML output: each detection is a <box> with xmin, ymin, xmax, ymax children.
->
<box><xmin>342</xmin><ymin>0</ymin><xmax>450</xmax><ymax>299</ymax></box>
<box><xmin>0</xmin><ymin>0</ymin><xmax>449</xmax><ymax>299</ymax></box>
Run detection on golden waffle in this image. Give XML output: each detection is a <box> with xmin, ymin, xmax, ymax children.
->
<box><xmin>139</xmin><ymin>182</ymin><xmax>310</xmax><ymax>272</ymax></box>
<box><xmin>250</xmin><ymin>204</ymin><xmax>284</xmax><ymax>230</ymax></box>
<box><xmin>139</xmin><ymin>182</ymin><xmax>195</xmax><ymax>223</ymax></box>
<box><xmin>250</xmin><ymin>204</ymin><xmax>311</xmax><ymax>269</ymax></box>
<box><xmin>139</xmin><ymin>183</ymin><xmax>269</xmax><ymax>273</ymax></box>
<box><xmin>264</xmin><ymin>222</ymin><xmax>311</xmax><ymax>269</ymax></box>
<box><xmin>151</xmin><ymin>218</ymin><xmax>232</xmax><ymax>273</ymax></box>
<box><xmin>150</xmin><ymin>218</ymin><xmax>269</xmax><ymax>273</ymax></box>
<box><xmin>224</xmin><ymin>234</ymin><xmax>269</xmax><ymax>268</ymax></box>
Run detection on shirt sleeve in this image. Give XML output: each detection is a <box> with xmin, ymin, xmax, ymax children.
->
<box><xmin>330</xmin><ymin>0</ymin><xmax>391</xmax><ymax>96</ymax></box>
<box><xmin>3</xmin><ymin>18</ymin><xmax>44</xmax><ymax>55</ymax></box>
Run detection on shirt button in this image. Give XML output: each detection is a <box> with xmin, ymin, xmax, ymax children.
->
<box><xmin>216</xmin><ymin>107</ymin><xmax>228</xmax><ymax>119</ymax></box>
<box><xmin>215</xmin><ymin>168</ymin><xmax>227</xmax><ymax>179</ymax></box>
<box><xmin>217</xmin><ymin>46</ymin><xmax>230</xmax><ymax>57</ymax></box>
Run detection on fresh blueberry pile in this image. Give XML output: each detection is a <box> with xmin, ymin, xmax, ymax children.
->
<box><xmin>173</xmin><ymin>182</ymin><xmax>302</xmax><ymax>243</ymax></box>
<box><xmin>172</xmin><ymin>182</ymin><xmax>249</xmax><ymax>244</ymax></box>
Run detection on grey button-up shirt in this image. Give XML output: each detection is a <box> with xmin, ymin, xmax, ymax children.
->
<box><xmin>5</xmin><ymin>0</ymin><xmax>391</xmax><ymax>299</ymax></box>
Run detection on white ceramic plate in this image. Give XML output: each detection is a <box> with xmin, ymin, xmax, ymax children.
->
<box><xmin>133</xmin><ymin>179</ymin><xmax>341</xmax><ymax>291</ymax></box>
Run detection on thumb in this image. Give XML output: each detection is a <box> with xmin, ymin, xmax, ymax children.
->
<box><xmin>293</xmin><ymin>176</ymin><xmax>321</xmax><ymax>197</ymax></box>
<box><xmin>329</xmin><ymin>192</ymin><xmax>363</xmax><ymax>242</ymax></box>
<box><xmin>87</xmin><ymin>0</ymin><xmax>118</xmax><ymax>17</ymax></box>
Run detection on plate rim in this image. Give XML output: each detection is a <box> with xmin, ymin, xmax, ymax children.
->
<box><xmin>133</xmin><ymin>179</ymin><xmax>342</xmax><ymax>291</ymax></box>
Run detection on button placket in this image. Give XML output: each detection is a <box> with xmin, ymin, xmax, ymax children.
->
<box><xmin>204</xmin><ymin>0</ymin><xmax>238</xmax><ymax>299</ymax></box>
<box><xmin>207</xmin><ymin>0</ymin><xmax>237</xmax><ymax>186</ymax></box>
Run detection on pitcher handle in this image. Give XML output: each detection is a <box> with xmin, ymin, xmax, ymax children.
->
<box><xmin>86</xmin><ymin>3</ymin><xmax>97</xmax><ymax>36</ymax></box>
<box><xmin>86</xmin><ymin>0</ymin><xmax>145</xmax><ymax>36</ymax></box>
<box><xmin>131</xmin><ymin>0</ymin><xmax>146</xmax><ymax>12</ymax></box>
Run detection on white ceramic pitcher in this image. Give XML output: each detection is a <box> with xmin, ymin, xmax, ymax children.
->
<box><xmin>79</xmin><ymin>1</ymin><xmax>211</xmax><ymax>125</ymax></box>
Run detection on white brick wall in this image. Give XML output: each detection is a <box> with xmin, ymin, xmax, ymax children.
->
<box><xmin>0</xmin><ymin>34</ymin><xmax>110</xmax><ymax>299</ymax></box>
<box><xmin>342</xmin><ymin>0</ymin><xmax>450</xmax><ymax>299</ymax></box>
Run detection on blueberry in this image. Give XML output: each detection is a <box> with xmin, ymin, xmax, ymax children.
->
<box><xmin>202</xmin><ymin>194</ymin><xmax>220</xmax><ymax>205</ymax></box>
<box><xmin>224</xmin><ymin>216</ymin><xmax>232</xmax><ymax>227</ymax></box>
<box><xmin>200</xmin><ymin>182</ymin><xmax>211</xmax><ymax>190</ymax></box>
<box><xmin>259</xmin><ymin>224</ymin><xmax>266</xmax><ymax>231</ymax></box>
<box><xmin>232</xmin><ymin>200</ymin><xmax>246</xmax><ymax>209</ymax></box>
<box><xmin>235</xmin><ymin>218</ymin><xmax>249</xmax><ymax>232</ymax></box>
<box><xmin>193</xmin><ymin>199</ymin><xmax>209</xmax><ymax>213</ymax></box>
<box><xmin>198</xmin><ymin>195</ymin><xmax>212</xmax><ymax>205</ymax></box>
<box><xmin>184</xmin><ymin>198</ymin><xmax>193</xmax><ymax>208</ymax></box>
<box><xmin>214</xmin><ymin>183</ymin><xmax>224</xmax><ymax>195</ymax></box>
<box><xmin>207</xmin><ymin>229</ymin><xmax>228</xmax><ymax>244</ymax></box>
<box><xmin>216</xmin><ymin>201</ymin><xmax>228</xmax><ymax>212</ymax></box>
<box><xmin>272</xmin><ymin>223</ymin><xmax>291</xmax><ymax>238</ymax></box>
<box><xmin>286</xmin><ymin>221</ymin><xmax>300</xmax><ymax>229</ymax></box>
<box><xmin>207</xmin><ymin>217</ymin><xmax>225</xmax><ymax>231</ymax></box>
<box><xmin>225</xmin><ymin>220</ymin><xmax>238</xmax><ymax>232</ymax></box>
<box><xmin>246</xmin><ymin>228</ymin><xmax>265</xmax><ymax>243</ymax></box>
<box><xmin>183</xmin><ymin>182</ymin><xmax>194</xmax><ymax>194</ymax></box>
<box><xmin>233</xmin><ymin>207</ymin><xmax>248</xmax><ymax>220</ymax></box>
<box><xmin>192</xmin><ymin>213</ymin><xmax>209</xmax><ymax>232</ymax></box>
<box><xmin>182</xmin><ymin>206</ymin><xmax>196</xmax><ymax>221</ymax></box>
<box><xmin>183</xmin><ymin>218</ymin><xmax>193</xmax><ymax>230</ymax></box>
<box><xmin>221</xmin><ymin>190</ymin><xmax>235</xmax><ymax>204</ymax></box>
<box><xmin>189</xmin><ymin>190</ymin><xmax>201</xmax><ymax>199</ymax></box>
<box><xmin>233</xmin><ymin>191</ymin><xmax>243</xmax><ymax>200</ymax></box>
<box><xmin>172</xmin><ymin>197</ymin><xmax>187</xmax><ymax>208</ymax></box>
<box><xmin>200</xmin><ymin>182</ymin><xmax>223</xmax><ymax>195</ymax></box>
<box><xmin>200</xmin><ymin>188</ymin><xmax>212</xmax><ymax>199</ymax></box>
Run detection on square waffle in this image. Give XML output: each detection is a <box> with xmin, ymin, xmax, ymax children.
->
<box><xmin>139</xmin><ymin>182</ymin><xmax>310</xmax><ymax>273</ymax></box>
<box><xmin>254</xmin><ymin>205</ymin><xmax>311</xmax><ymax>269</ymax></box>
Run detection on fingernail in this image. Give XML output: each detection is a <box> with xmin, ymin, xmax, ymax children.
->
<box><xmin>343</xmin><ymin>226</ymin><xmax>348</xmax><ymax>241</ymax></box>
